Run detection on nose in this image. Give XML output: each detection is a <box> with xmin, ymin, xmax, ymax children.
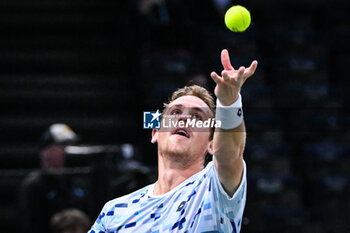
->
<box><xmin>177</xmin><ymin>109</ymin><xmax>191</xmax><ymax>123</ymax></box>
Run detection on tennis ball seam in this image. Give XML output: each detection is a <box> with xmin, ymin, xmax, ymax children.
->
<box><xmin>240</xmin><ymin>11</ymin><xmax>246</xmax><ymax>31</ymax></box>
<box><xmin>232</xmin><ymin>11</ymin><xmax>246</xmax><ymax>32</ymax></box>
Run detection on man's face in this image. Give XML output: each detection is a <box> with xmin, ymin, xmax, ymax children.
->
<box><xmin>152</xmin><ymin>95</ymin><xmax>213</xmax><ymax>163</ymax></box>
<box><xmin>41</xmin><ymin>144</ymin><xmax>65</xmax><ymax>169</ymax></box>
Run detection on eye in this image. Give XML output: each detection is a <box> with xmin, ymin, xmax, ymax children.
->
<box><xmin>193</xmin><ymin>114</ymin><xmax>202</xmax><ymax>120</ymax></box>
<box><xmin>171</xmin><ymin>109</ymin><xmax>181</xmax><ymax>115</ymax></box>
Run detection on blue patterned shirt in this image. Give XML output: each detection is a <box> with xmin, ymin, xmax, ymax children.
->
<box><xmin>88</xmin><ymin>160</ymin><xmax>247</xmax><ymax>233</ymax></box>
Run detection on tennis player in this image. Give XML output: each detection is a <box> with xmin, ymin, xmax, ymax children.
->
<box><xmin>88</xmin><ymin>49</ymin><xmax>258</xmax><ymax>232</ymax></box>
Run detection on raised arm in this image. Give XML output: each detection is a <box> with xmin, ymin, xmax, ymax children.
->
<box><xmin>210</xmin><ymin>49</ymin><xmax>257</xmax><ymax>196</ymax></box>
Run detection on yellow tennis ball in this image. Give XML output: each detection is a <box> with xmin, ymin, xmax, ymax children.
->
<box><xmin>225</xmin><ymin>5</ymin><xmax>251</xmax><ymax>32</ymax></box>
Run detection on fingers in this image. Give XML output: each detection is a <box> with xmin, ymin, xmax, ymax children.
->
<box><xmin>238</xmin><ymin>66</ymin><xmax>245</xmax><ymax>76</ymax></box>
<box><xmin>222</xmin><ymin>71</ymin><xmax>230</xmax><ymax>81</ymax></box>
<box><xmin>244</xmin><ymin>60</ymin><xmax>258</xmax><ymax>79</ymax></box>
<box><xmin>221</xmin><ymin>49</ymin><xmax>234</xmax><ymax>71</ymax></box>
<box><xmin>210</xmin><ymin>72</ymin><xmax>222</xmax><ymax>84</ymax></box>
<box><xmin>212</xmin><ymin>58</ymin><xmax>258</xmax><ymax>85</ymax></box>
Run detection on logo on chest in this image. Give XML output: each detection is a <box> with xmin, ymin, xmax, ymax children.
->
<box><xmin>176</xmin><ymin>201</ymin><xmax>187</xmax><ymax>212</ymax></box>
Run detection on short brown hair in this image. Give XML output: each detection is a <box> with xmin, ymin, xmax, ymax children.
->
<box><xmin>163</xmin><ymin>85</ymin><xmax>216</xmax><ymax>139</ymax></box>
<box><xmin>50</xmin><ymin>209</ymin><xmax>91</xmax><ymax>233</ymax></box>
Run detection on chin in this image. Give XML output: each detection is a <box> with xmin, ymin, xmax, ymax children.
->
<box><xmin>165</xmin><ymin>144</ymin><xmax>189</xmax><ymax>157</ymax></box>
<box><xmin>169</xmin><ymin>147</ymin><xmax>188</xmax><ymax>156</ymax></box>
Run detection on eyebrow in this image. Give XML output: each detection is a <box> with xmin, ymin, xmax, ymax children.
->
<box><xmin>169</xmin><ymin>104</ymin><xmax>208</xmax><ymax>116</ymax></box>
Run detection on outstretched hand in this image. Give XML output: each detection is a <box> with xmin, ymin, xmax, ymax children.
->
<box><xmin>210</xmin><ymin>49</ymin><xmax>258</xmax><ymax>106</ymax></box>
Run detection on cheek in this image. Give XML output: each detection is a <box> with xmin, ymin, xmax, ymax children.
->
<box><xmin>192</xmin><ymin>133</ymin><xmax>211</xmax><ymax>149</ymax></box>
<box><xmin>157</xmin><ymin>132</ymin><xmax>170</xmax><ymax>147</ymax></box>
<box><xmin>195</xmin><ymin>131</ymin><xmax>211</xmax><ymax>140</ymax></box>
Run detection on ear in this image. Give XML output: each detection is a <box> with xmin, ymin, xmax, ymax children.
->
<box><xmin>207</xmin><ymin>140</ymin><xmax>214</xmax><ymax>155</ymax></box>
<box><xmin>151</xmin><ymin>129</ymin><xmax>158</xmax><ymax>144</ymax></box>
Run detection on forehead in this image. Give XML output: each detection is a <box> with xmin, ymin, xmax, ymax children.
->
<box><xmin>168</xmin><ymin>95</ymin><xmax>209</xmax><ymax>109</ymax></box>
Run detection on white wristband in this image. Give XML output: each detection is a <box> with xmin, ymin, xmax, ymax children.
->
<box><xmin>215</xmin><ymin>94</ymin><xmax>243</xmax><ymax>129</ymax></box>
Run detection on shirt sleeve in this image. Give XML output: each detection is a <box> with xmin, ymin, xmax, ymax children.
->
<box><xmin>88</xmin><ymin>202</ymin><xmax>110</xmax><ymax>233</ymax></box>
<box><xmin>210</xmin><ymin>159</ymin><xmax>247</xmax><ymax>221</ymax></box>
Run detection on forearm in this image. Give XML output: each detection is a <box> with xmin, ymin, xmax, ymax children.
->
<box><xmin>212</xmin><ymin>122</ymin><xmax>246</xmax><ymax>196</ymax></box>
<box><xmin>213</xmin><ymin>121</ymin><xmax>246</xmax><ymax>164</ymax></box>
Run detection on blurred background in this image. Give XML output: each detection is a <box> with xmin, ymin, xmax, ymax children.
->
<box><xmin>0</xmin><ymin>0</ymin><xmax>349</xmax><ymax>232</ymax></box>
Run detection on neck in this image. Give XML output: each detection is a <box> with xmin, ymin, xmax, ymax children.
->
<box><xmin>153</xmin><ymin>152</ymin><xmax>204</xmax><ymax>196</ymax></box>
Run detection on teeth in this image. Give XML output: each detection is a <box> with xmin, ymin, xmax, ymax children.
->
<box><xmin>176</xmin><ymin>129</ymin><xmax>187</xmax><ymax>137</ymax></box>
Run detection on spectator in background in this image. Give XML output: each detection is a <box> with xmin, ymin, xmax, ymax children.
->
<box><xmin>50</xmin><ymin>208</ymin><xmax>91</xmax><ymax>233</ymax></box>
<box><xmin>40</xmin><ymin>123</ymin><xmax>79</xmax><ymax>170</ymax></box>
<box><xmin>20</xmin><ymin>124</ymin><xmax>89</xmax><ymax>233</ymax></box>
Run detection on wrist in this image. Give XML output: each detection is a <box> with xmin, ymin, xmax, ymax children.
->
<box><xmin>217</xmin><ymin>94</ymin><xmax>240</xmax><ymax>106</ymax></box>
<box><xmin>215</xmin><ymin>94</ymin><xmax>243</xmax><ymax>129</ymax></box>
<box><xmin>217</xmin><ymin>94</ymin><xmax>242</xmax><ymax>108</ymax></box>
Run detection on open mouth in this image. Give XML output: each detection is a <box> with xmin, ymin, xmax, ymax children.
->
<box><xmin>172</xmin><ymin>128</ymin><xmax>190</xmax><ymax>138</ymax></box>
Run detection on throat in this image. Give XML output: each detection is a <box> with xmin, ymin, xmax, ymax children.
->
<box><xmin>154</xmin><ymin>159</ymin><xmax>204</xmax><ymax>196</ymax></box>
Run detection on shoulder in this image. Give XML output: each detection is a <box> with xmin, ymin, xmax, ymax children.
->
<box><xmin>208</xmin><ymin>159</ymin><xmax>247</xmax><ymax>199</ymax></box>
<box><xmin>203</xmin><ymin>160</ymin><xmax>215</xmax><ymax>176</ymax></box>
<box><xmin>94</xmin><ymin>184</ymin><xmax>153</xmax><ymax>227</ymax></box>
<box><xmin>103</xmin><ymin>184</ymin><xmax>153</xmax><ymax>211</ymax></box>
